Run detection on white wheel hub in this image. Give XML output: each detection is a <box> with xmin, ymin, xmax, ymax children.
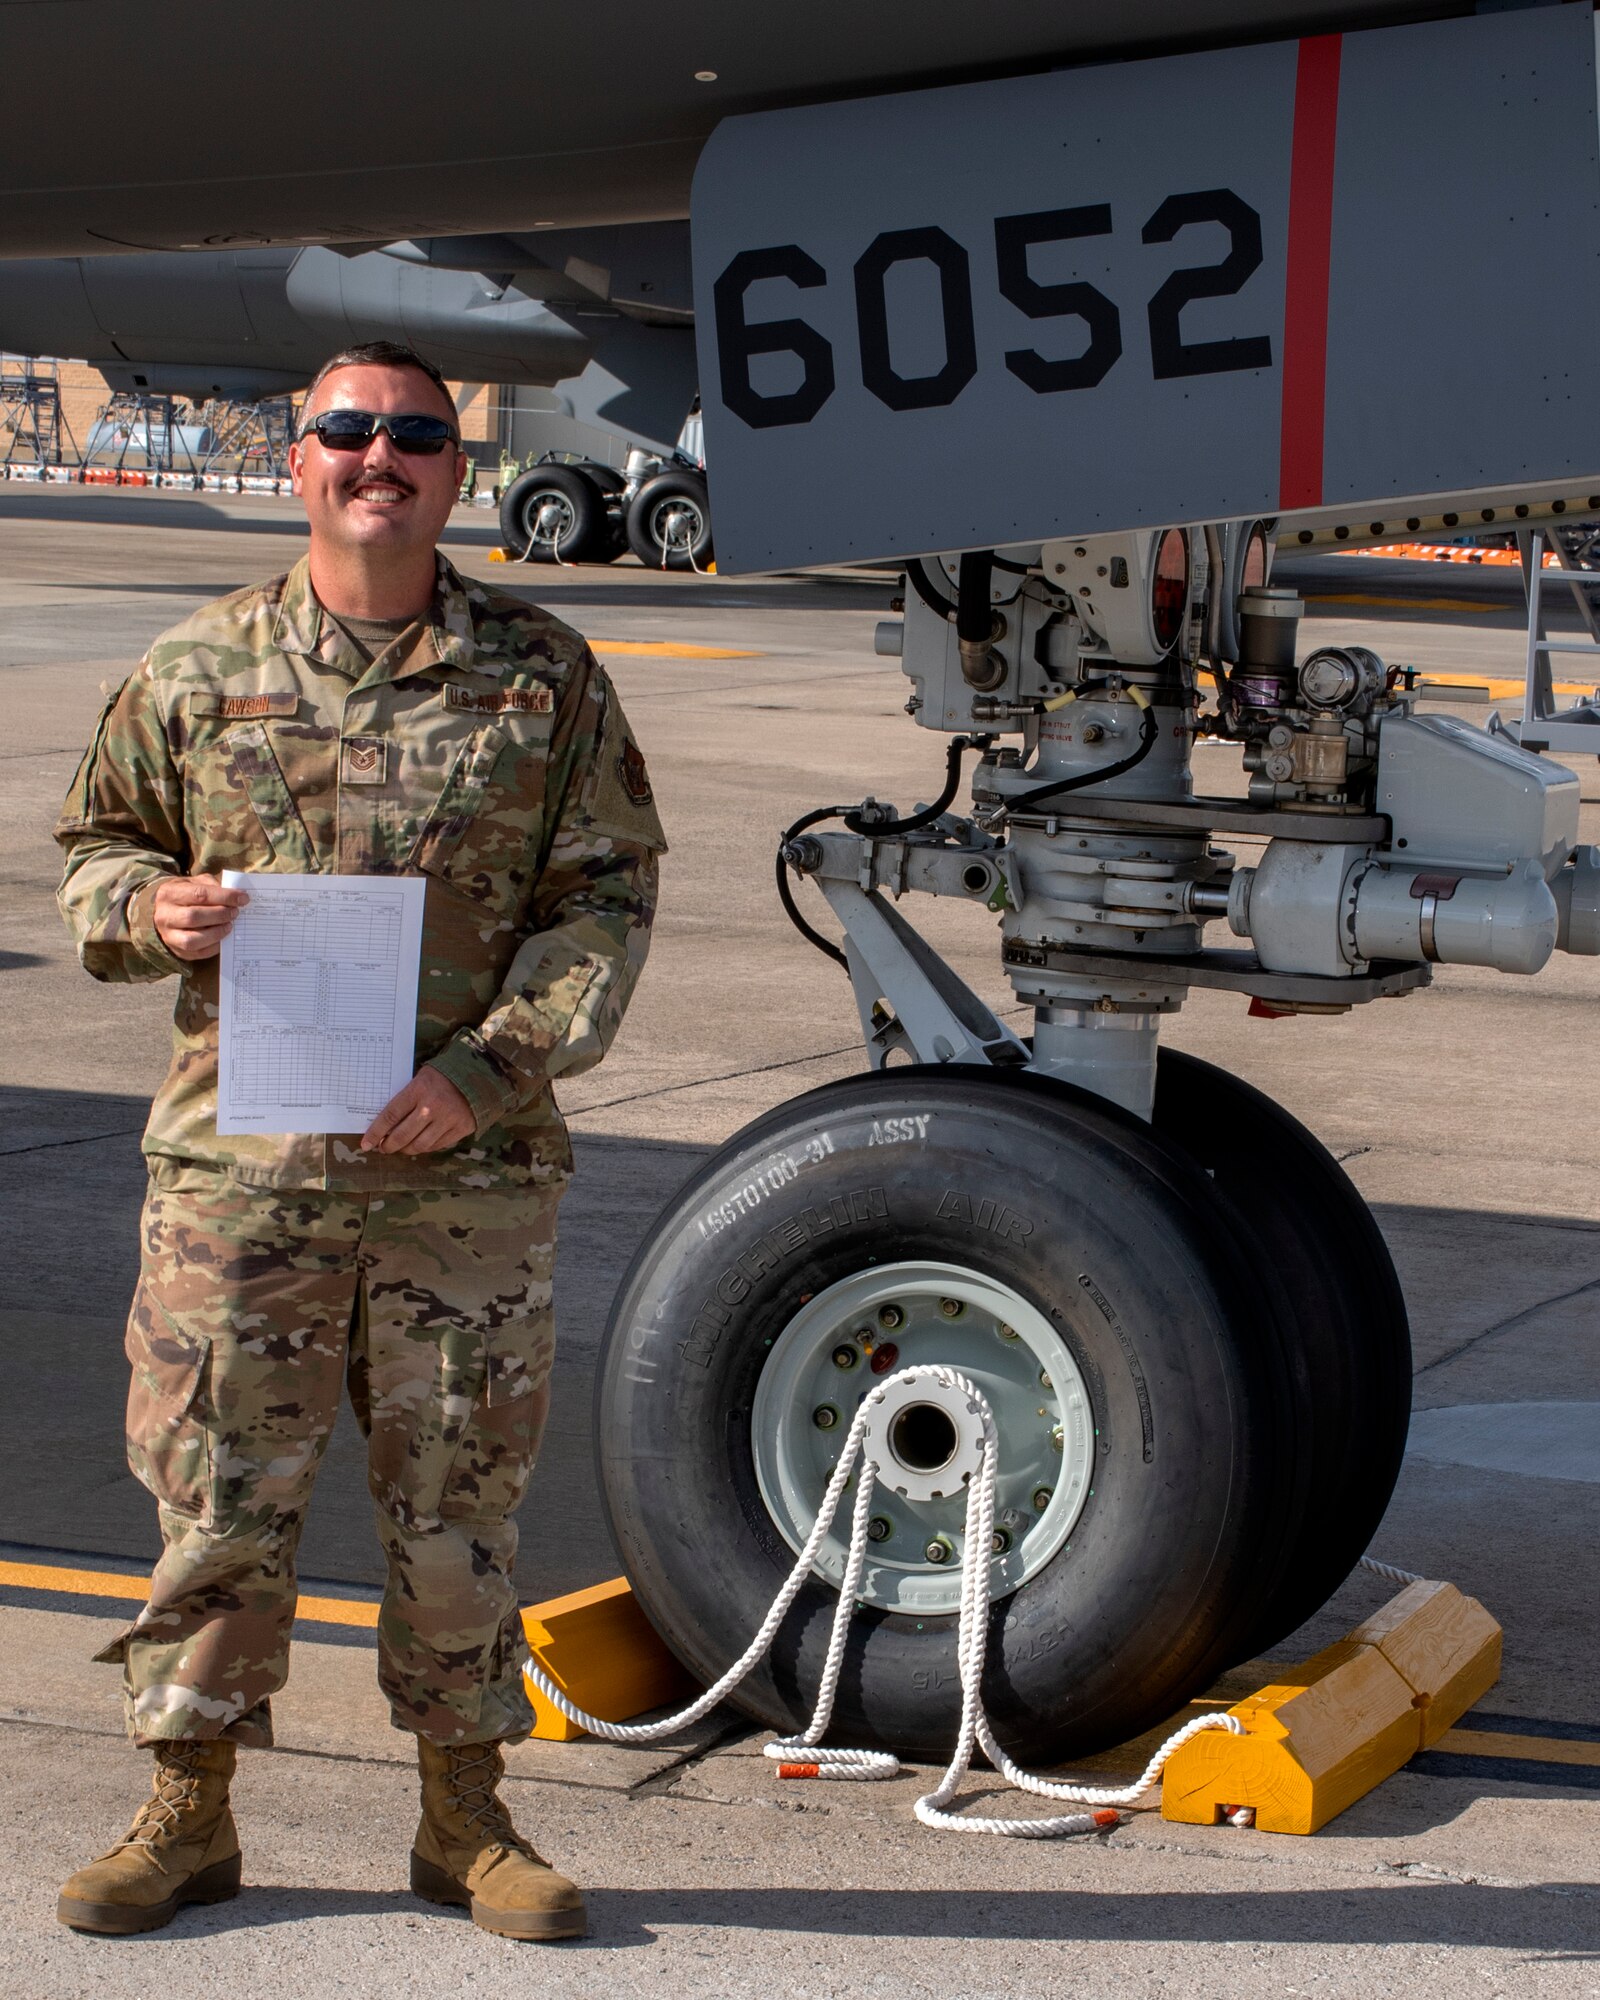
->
<box><xmin>864</xmin><ymin>1372</ymin><xmax>985</xmax><ymax>1504</ymax></box>
<box><xmin>751</xmin><ymin>1259</ymin><xmax>1095</xmax><ymax>1615</ymax></box>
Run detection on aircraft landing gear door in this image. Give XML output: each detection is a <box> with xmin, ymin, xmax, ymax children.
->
<box><xmin>688</xmin><ymin>7</ymin><xmax>1600</xmax><ymax>577</ymax></box>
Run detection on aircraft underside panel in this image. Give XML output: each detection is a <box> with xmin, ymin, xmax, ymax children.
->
<box><xmin>692</xmin><ymin>6</ymin><xmax>1600</xmax><ymax>573</ymax></box>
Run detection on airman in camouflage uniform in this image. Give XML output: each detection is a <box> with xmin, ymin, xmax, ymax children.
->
<box><xmin>52</xmin><ymin>342</ymin><xmax>663</xmax><ymax>1942</ymax></box>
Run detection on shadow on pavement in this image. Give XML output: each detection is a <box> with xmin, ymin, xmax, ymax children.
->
<box><xmin>0</xmin><ymin>489</ymin><xmax>497</xmax><ymax>546</ymax></box>
<box><xmin>465</xmin><ymin>575</ymin><xmax>893</xmax><ymax>614</ymax></box>
<box><xmin>0</xmin><ymin>1086</ymin><xmax>710</xmax><ymax>1601</ymax></box>
<box><xmin>3</xmin><ymin>1081</ymin><xmax>1595</xmax><ymax>1630</ymax></box>
<box><xmin>100</xmin><ymin>1878</ymin><xmax>1599</xmax><ymax>1953</ymax></box>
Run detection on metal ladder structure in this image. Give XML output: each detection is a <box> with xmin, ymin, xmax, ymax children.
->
<box><xmin>197</xmin><ymin>395</ymin><xmax>296</xmax><ymax>477</ymax></box>
<box><xmin>0</xmin><ymin>355</ymin><xmax>75</xmax><ymax>467</ymax></box>
<box><xmin>84</xmin><ymin>390</ymin><xmax>196</xmax><ymax>475</ymax></box>
<box><xmin>1507</xmin><ymin>527</ymin><xmax>1600</xmax><ymax>753</ymax></box>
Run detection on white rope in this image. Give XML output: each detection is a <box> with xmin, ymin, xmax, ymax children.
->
<box><xmin>524</xmin><ymin>1364</ymin><xmax>1243</xmax><ymax>1838</ymax></box>
<box><xmin>1359</xmin><ymin>1555</ymin><xmax>1424</xmax><ymax>1587</ymax></box>
<box><xmin>515</xmin><ymin>489</ymin><xmax>577</xmax><ymax>567</ymax></box>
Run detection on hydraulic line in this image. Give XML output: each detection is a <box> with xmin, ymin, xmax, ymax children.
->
<box><xmin>776</xmin><ymin>805</ymin><xmax>848</xmax><ymax>970</ymax></box>
<box><xmin>900</xmin><ymin>548</ymin><xmax>1024</xmax><ymax>616</ymax></box>
<box><xmin>955</xmin><ymin>550</ymin><xmax>995</xmax><ymax>647</ymax></box>
<box><xmin>905</xmin><ymin>557</ymin><xmax>958</xmax><ymax>619</ymax></box>
<box><xmin>778</xmin><ymin>738</ymin><xmax>980</xmax><ymax>970</ymax></box>
<box><xmin>842</xmin><ymin>734</ymin><xmax>974</xmax><ymax>837</ymax></box>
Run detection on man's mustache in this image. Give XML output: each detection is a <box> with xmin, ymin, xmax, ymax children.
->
<box><xmin>344</xmin><ymin>469</ymin><xmax>416</xmax><ymax>495</ymax></box>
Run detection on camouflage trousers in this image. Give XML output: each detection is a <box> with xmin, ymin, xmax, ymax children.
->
<box><xmin>102</xmin><ymin>1166</ymin><xmax>563</xmax><ymax>1750</ymax></box>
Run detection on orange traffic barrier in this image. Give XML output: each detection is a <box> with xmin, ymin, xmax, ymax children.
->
<box><xmin>1345</xmin><ymin>541</ymin><xmax>1558</xmax><ymax>568</ymax></box>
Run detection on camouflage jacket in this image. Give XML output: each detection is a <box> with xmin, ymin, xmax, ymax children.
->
<box><xmin>56</xmin><ymin>553</ymin><xmax>665</xmax><ymax>1191</ymax></box>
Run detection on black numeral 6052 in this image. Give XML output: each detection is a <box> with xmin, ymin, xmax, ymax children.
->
<box><xmin>712</xmin><ymin>187</ymin><xmax>1272</xmax><ymax>429</ymax></box>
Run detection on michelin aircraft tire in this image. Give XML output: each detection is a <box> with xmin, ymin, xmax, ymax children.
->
<box><xmin>1151</xmin><ymin>1049</ymin><xmax>1412</xmax><ymax>1655</ymax></box>
<box><xmin>499</xmin><ymin>465</ymin><xmax>611</xmax><ymax>563</ymax></box>
<box><xmin>624</xmin><ymin>471</ymin><xmax>713</xmax><ymax>571</ymax></box>
<box><xmin>595</xmin><ymin>1067</ymin><xmax>1307</xmax><ymax>1764</ymax></box>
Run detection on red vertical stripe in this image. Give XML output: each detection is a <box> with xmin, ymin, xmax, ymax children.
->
<box><xmin>1278</xmin><ymin>35</ymin><xmax>1342</xmax><ymax>511</ymax></box>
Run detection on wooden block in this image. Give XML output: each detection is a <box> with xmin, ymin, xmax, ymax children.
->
<box><xmin>1162</xmin><ymin>1643</ymin><xmax>1422</xmax><ymax>1835</ymax></box>
<box><xmin>1161</xmin><ymin>1578</ymin><xmax>1503</xmax><ymax>1833</ymax></box>
<box><xmin>1347</xmin><ymin>1580</ymin><xmax>1503</xmax><ymax>1748</ymax></box>
<box><xmin>521</xmin><ymin>1577</ymin><xmax>700</xmax><ymax>1743</ymax></box>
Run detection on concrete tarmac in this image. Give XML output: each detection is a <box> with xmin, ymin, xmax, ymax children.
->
<box><xmin>1</xmin><ymin>487</ymin><xmax>1596</xmax><ymax>1996</ymax></box>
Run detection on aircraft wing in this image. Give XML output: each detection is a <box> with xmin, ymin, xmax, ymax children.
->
<box><xmin>0</xmin><ymin>1</ymin><xmax>1437</xmax><ymax>258</ymax></box>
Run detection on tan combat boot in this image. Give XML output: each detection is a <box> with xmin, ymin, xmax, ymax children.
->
<box><xmin>57</xmin><ymin>1739</ymin><xmax>241</xmax><ymax>1935</ymax></box>
<box><xmin>410</xmin><ymin>1739</ymin><xmax>586</xmax><ymax>1941</ymax></box>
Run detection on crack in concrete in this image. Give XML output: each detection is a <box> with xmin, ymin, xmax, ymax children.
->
<box><xmin>565</xmin><ymin>1045</ymin><xmax>862</xmax><ymax>1120</ymax></box>
<box><xmin>566</xmin><ymin>1007</ymin><xmax>1032</xmax><ymax>1122</ymax></box>
<box><xmin>0</xmin><ymin>1709</ymin><xmax>719</xmax><ymax>1801</ymax></box>
<box><xmin>628</xmin><ymin>1718</ymin><xmax>756</xmax><ymax>1799</ymax></box>
<box><xmin>1117</xmin><ymin>1827</ymin><xmax>1595</xmax><ymax>1897</ymax></box>
<box><xmin>0</xmin><ymin>1124</ymin><xmax>145</xmax><ymax>1158</ymax></box>
<box><xmin>1416</xmin><ymin>1270</ymin><xmax>1600</xmax><ymax>1377</ymax></box>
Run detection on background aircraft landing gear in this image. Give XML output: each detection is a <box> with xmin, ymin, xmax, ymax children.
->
<box><xmin>594</xmin><ymin>1065</ymin><xmax>1349</xmax><ymax>1764</ymax></box>
<box><xmin>499</xmin><ymin>453</ymin><xmax>714</xmax><ymax>570</ymax></box>
<box><xmin>498</xmin><ymin>461</ymin><xmax>623</xmax><ymax>564</ymax></box>
<box><xmin>625</xmin><ymin>468</ymin><xmax>714</xmax><ymax>571</ymax></box>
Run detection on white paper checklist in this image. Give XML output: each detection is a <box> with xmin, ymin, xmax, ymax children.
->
<box><xmin>217</xmin><ymin>871</ymin><xmax>426</xmax><ymax>1135</ymax></box>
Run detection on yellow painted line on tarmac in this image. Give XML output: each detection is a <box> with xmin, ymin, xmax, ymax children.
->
<box><xmin>3</xmin><ymin>1560</ymin><xmax>146</xmax><ymax>1602</ymax></box>
<box><xmin>0</xmin><ymin>1558</ymin><xmax>378</xmax><ymax>1629</ymax></box>
<box><xmin>292</xmin><ymin>1595</ymin><xmax>377</xmax><ymax>1628</ymax></box>
<box><xmin>591</xmin><ymin>639</ymin><xmax>762</xmax><ymax>658</ymax></box>
<box><xmin>1433</xmin><ymin>1728</ymin><xmax>1600</xmax><ymax>1770</ymax></box>
<box><xmin>1416</xmin><ymin>676</ymin><xmax>1593</xmax><ymax>702</ymax></box>
<box><xmin>1304</xmin><ymin>593</ymin><xmax>1511</xmax><ymax>614</ymax></box>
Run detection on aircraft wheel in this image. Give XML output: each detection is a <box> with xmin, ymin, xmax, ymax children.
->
<box><xmin>1151</xmin><ymin>1050</ymin><xmax>1411</xmax><ymax>1655</ymax></box>
<box><xmin>594</xmin><ymin>1067</ymin><xmax>1305</xmax><ymax>1763</ymax></box>
<box><xmin>499</xmin><ymin>465</ymin><xmax>610</xmax><ymax>562</ymax></box>
<box><xmin>624</xmin><ymin>471</ymin><xmax>713</xmax><ymax>570</ymax></box>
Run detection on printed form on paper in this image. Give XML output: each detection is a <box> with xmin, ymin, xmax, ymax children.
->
<box><xmin>217</xmin><ymin>871</ymin><xmax>426</xmax><ymax>1135</ymax></box>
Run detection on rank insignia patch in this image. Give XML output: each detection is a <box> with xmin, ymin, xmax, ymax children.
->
<box><xmin>341</xmin><ymin>736</ymin><xmax>387</xmax><ymax>785</ymax></box>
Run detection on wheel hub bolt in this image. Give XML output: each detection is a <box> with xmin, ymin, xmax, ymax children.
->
<box><xmin>924</xmin><ymin>1536</ymin><xmax>954</xmax><ymax>1565</ymax></box>
<box><xmin>991</xmin><ymin>1527</ymin><xmax>1012</xmax><ymax>1555</ymax></box>
<box><xmin>1032</xmin><ymin>1486</ymin><xmax>1053</xmax><ymax>1512</ymax></box>
<box><xmin>1050</xmin><ymin>1425</ymin><xmax>1064</xmax><ymax>1453</ymax></box>
<box><xmin>867</xmin><ymin>1516</ymin><xmax>893</xmax><ymax>1543</ymax></box>
<box><xmin>938</xmin><ymin>1298</ymin><xmax>965</xmax><ymax>1319</ymax></box>
<box><xmin>878</xmin><ymin>1304</ymin><xmax>904</xmax><ymax>1331</ymax></box>
<box><xmin>1039</xmin><ymin>1369</ymin><xmax>1053</xmax><ymax>1390</ymax></box>
<box><xmin>830</xmin><ymin>1345</ymin><xmax>858</xmax><ymax>1371</ymax></box>
<box><xmin>812</xmin><ymin>1404</ymin><xmax>840</xmax><ymax>1431</ymax></box>
<box><xmin>997</xmin><ymin>1323</ymin><xmax>1019</xmax><ymax>1342</ymax></box>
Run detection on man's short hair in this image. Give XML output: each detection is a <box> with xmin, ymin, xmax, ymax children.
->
<box><xmin>298</xmin><ymin>341</ymin><xmax>458</xmax><ymax>434</ymax></box>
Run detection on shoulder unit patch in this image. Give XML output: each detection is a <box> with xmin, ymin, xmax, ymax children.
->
<box><xmin>619</xmin><ymin>737</ymin><xmax>653</xmax><ymax>807</ymax></box>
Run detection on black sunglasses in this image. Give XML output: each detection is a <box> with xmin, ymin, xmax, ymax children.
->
<box><xmin>302</xmin><ymin>410</ymin><xmax>459</xmax><ymax>455</ymax></box>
